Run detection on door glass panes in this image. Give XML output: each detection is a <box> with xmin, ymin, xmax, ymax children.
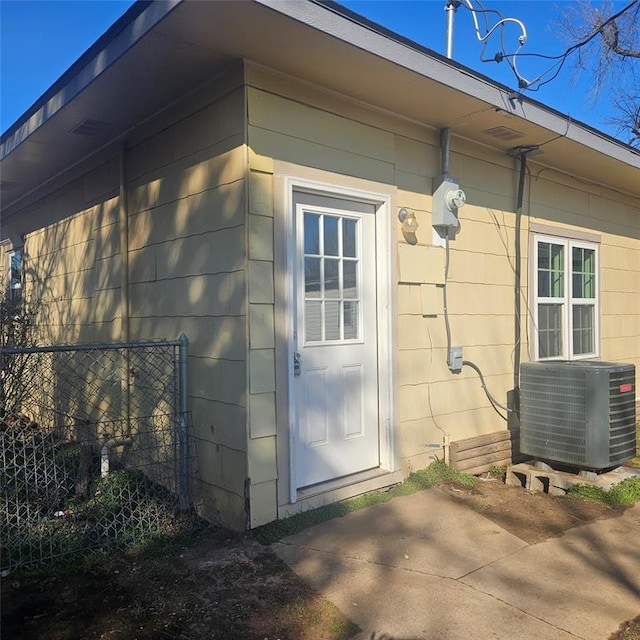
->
<box><xmin>343</xmin><ymin>261</ymin><xmax>357</xmax><ymax>298</ymax></box>
<box><xmin>572</xmin><ymin>247</ymin><xmax>595</xmax><ymax>299</ymax></box>
<box><xmin>324</xmin><ymin>216</ymin><xmax>339</xmax><ymax>256</ymax></box>
<box><xmin>304</xmin><ymin>213</ymin><xmax>320</xmax><ymax>254</ymax></box>
<box><xmin>303</xmin><ymin>211</ymin><xmax>361</xmax><ymax>343</ymax></box>
<box><xmin>538</xmin><ymin>303</ymin><xmax>563</xmax><ymax>358</ymax></box>
<box><xmin>305</xmin><ymin>300</ymin><xmax>322</xmax><ymax>341</ymax></box>
<box><xmin>325</xmin><ymin>301</ymin><xmax>340</xmax><ymax>340</ymax></box>
<box><xmin>343</xmin><ymin>301</ymin><xmax>359</xmax><ymax>339</ymax></box>
<box><xmin>324</xmin><ymin>258</ymin><xmax>340</xmax><ymax>298</ymax></box>
<box><xmin>305</xmin><ymin>258</ymin><xmax>321</xmax><ymax>295</ymax></box>
<box><xmin>538</xmin><ymin>242</ymin><xmax>564</xmax><ymax>298</ymax></box>
<box><xmin>343</xmin><ymin>219</ymin><xmax>357</xmax><ymax>258</ymax></box>
<box><xmin>573</xmin><ymin>305</ymin><xmax>594</xmax><ymax>355</ymax></box>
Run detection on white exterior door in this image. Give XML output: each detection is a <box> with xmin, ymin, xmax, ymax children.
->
<box><xmin>293</xmin><ymin>192</ymin><xmax>380</xmax><ymax>488</ymax></box>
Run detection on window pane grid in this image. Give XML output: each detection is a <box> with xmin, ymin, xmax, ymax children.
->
<box><xmin>537</xmin><ymin>241</ymin><xmax>564</xmax><ymax>298</ymax></box>
<box><xmin>535</xmin><ymin>237</ymin><xmax>598</xmax><ymax>361</ymax></box>
<box><xmin>303</xmin><ymin>212</ymin><xmax>361</xmax><ymax>343</ymax></box>
<box><xmin>572</xmin><ymin>304</ymin><xmax>595</xmax><ymax>355</ymax></box>
<box><xmin>572</xmin><ymin>247</ymin><xmax>596</xmax><ymax>299</ymax></box>
<box><xmin>538</xmin><ymin>303</ymin><xmax>563</xmax><ymax>358</ymax></box>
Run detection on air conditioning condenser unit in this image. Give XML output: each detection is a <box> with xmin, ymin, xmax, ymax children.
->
<box><xmin>520</xmin><ymin>361</ymin><xmax>636</xmax><ymax>470</ymax></box>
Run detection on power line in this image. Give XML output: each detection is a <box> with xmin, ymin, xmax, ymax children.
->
<box><xmin>457</xmin><ymin>0</ymin><xmax>639</xmax><ymax>91</ymax></box>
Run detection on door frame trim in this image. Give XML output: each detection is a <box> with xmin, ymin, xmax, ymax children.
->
<box><xmin>278</xmin><ymin>171</ymin><xmax>395</xmax><ymax>504</ymax></box>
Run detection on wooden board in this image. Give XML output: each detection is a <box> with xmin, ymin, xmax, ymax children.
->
<box><xmin>450</xmin><ymin>430</ymin><xmax>518</xmax><ymax>474</ymax></box>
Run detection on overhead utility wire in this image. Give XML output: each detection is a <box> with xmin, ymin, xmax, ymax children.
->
<box><xmin>456</xmin><ymin>0</ymin><xmax>639</xmax><ymax>91</ymax></box>
<box><xmin>509</xmin><ymin>0</ymin><xmax>639</xmax><ymax>92</ymax></box>
<box><xmin>452</xmin><ymin>0</ymin><xmax>529</xmax><ymax>88</ymax></box>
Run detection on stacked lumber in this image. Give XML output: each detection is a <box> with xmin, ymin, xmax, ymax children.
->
<box><xmin>450</xmin><ymin>430</ymin><xmax>519</xmax><ymax>475</ymax></box>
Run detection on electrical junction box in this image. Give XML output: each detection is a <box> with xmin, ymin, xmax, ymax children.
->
<box><xmin>448</xmin><ymin>346</ymin><xmax>463</xmax><ymax>373</ymax></box>
<box><xmin>432</xmin><ymin>176</ymin><xmax>465</xmax><ymax>240</ymax></box>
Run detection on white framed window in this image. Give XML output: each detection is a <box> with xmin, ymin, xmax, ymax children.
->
<box><xmin>8</xmin><ymin>249</ymin><xmax>23</xmax><ymax>306</ymax></box>
<box><xmin>533</xmin><ymin>234</ymin><xmax>599</xmax><ymax>360</ymax></box>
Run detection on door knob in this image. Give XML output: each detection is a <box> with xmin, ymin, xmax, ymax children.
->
<box><xmin>293</xmin><ymin>352</ymin><xmax>301</xmax><ymax>376</ymax></box>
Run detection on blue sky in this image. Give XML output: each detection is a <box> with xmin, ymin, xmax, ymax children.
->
<box><xmin>0</xmin><ymin>0</ymin><xmax>629</xmax><ymax>139</ymax></box>
<box><xmin>1</xmin><ymin>0</ymin><xmax>135</xmax><ymax>132</ymax></box>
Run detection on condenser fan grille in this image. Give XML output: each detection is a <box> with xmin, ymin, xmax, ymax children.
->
<box><xmin>520</xmin><ymin>361</ymin><xmax>636</xmax><ymax>470</ymax></box>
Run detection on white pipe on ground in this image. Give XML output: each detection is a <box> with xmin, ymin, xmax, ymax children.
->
<box><xmin>100</xmin><ymin>437</ymin><xmax>132</xmax><ymax>478</ymax></box>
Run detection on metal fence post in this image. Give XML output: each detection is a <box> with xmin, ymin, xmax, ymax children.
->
<box><xmin>178</xmin><ymin>333</ymin><xmax>189</xmax><ymax>510</ymax></box>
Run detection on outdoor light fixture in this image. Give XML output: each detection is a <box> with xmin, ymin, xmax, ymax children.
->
<box><xmin>398</xmin><ymin>208</ymin><xmax>418</xmax><ymax>244</ymax></box>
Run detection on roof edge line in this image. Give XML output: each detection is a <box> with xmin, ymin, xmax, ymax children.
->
<box><xmin>0</xmin><ymin>0</ymin><xmax>183</xmax><ymax>153</ymax></box>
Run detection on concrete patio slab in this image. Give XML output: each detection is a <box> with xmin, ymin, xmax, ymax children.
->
<box><xmin>275</xmin><ymin>489</ymin><xmax>527</xmax><ymax>580</ymax></box>
<box><xmin>274</xmin><ymin>487</ymin><xmax>640</xmax><ymax>640</ymax></box>
<box><xmin>461</xmin><ymin>501</ymin><xmax>640</xmax><ymax>640</ymax></box>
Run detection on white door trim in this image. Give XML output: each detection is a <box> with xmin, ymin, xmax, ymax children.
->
<box><xmin>283</xmin><ymin>176</ymin><xmax>394</xmax><ymax>503</ymax></box>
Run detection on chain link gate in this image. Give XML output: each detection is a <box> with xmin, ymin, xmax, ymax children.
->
<box><xmin>0</xmin><ymin>337</ymin><xmax>194</xmax><ymax>573</ymax></box>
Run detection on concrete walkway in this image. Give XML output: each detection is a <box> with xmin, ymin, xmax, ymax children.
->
<box><xmin>274</xmin><ymin>487</ymin><xmax>640</xmax><ymax>640</ymax></box>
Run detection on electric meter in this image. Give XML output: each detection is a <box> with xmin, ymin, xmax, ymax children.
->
<box><xmin>446</xmin><ymin>189</ymin><xmax>466</xmax><ymax>210</ymax></box>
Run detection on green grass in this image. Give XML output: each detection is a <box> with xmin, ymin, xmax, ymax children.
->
<box><xmin>607</xmin><ymin>476</ymin><xmax>640</xmax><ymax>505</ymax></box>
<box><xmin>567</xmin><ymin>484</ymin><xmax>609</xmax><ymax>503</ymax></box>
<box><xmin>568</xmin><ymin>475</ymin><xmax>640</xmax><ymax>506</ymax></box>
<box><xmin>572</xmin><ymin>422</ymin><xmax>640</xmax><ymax>508</ymax></box>
<box><xmin>611</xmin><ymin>614</ymin><xmax>640</xmax><ymax>640</ymax></box>
<box><xmin>252</xmin><ymin>460</ymin><xmax>477</xmax><ymax>544</ymax></box>
<box><xmin>568</xmin><ymin>423</ymin><xmax>640</xmax><ymax>507</ymax></box>
<box><xmin>627</xmin><ymin>422</ymin><xmax>640</xmax><ymax>469</ymax></box>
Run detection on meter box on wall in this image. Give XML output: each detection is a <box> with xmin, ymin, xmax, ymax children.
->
<box><xmin>432</xmin><ymin>176</ymin><xmax>466</xmax><ymax>240</ymax></box>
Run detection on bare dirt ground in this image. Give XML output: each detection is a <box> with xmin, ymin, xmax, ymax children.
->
<box><xmin>1</xmin><ymin>479</ymin><xmax>632</xmax><ymax>640</ymax></box>
<box><xmin>439</xmin><ymin>474</ymin><xmax>626</xmax><ymax>544</ymax></box>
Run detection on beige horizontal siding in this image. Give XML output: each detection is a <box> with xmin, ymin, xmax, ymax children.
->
<box><xmin>190</xmin><ymin>397</ymin><xmax>247</xmax><ymax>452</ymax></box>
<box><xmin>248</xmin><ymin>88</ymin><xmax>395</xmax><ymax>162</ymax></box>
<box><xmin>128</xmin><ymin>271</ymin><xmax>246</xmax><ymax>317</ymax></box>
<box><xmin>246</xmin><ymin>75</ymin><xmax>638</xmax><ymax>476</ymax></box>
<box><xmin>126</xmin><ymin>87</ymin><xmax>245</xmax><ymax>184</ymax></box>
<box><xmin>129</xmin><ymin>315</ymin><xmax>246</xmax><ymax>361</ymax></box>
<box><xmin>194</xmin><ymin>476</ymin><xmax>247</xmax><ymax>532</ymax></box>
<box><xmin>128</xmin><ymin>179</ymin><xmax>245</xmax><ymax>250</ymax></box>
<box><xmin>123</xmin><ymin>80</ymin><xmax>251</xmax><ymax>528</ymax></box>
<box><xmin>189</xmin><ymin>356</ymin><xmax>246</xmax><ymax>407</ymax></box>
<box><xmin>398</xmin><ymin>313</ymin><xmax>514</xmax><ymax>348</ymax></box>
<box><xmin>250</xmin><ymin>125</ymin><xmax>394</xmax><ymax>185</ymax></box>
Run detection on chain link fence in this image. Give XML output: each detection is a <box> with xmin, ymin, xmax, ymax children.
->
<box><xmin>0</xmin><ymin>338</ymin><xmax>197</xmax><ymax>574</ymax></box>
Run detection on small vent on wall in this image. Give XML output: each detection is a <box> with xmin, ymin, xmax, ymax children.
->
<box><xmin>482</xmin><ymin>126</ymin><xmax>524</xmax><ymax>141</ymax></box>
<box><xmin>70</xmin><ymin>119</ymin><xmax>111</xmax><ymax>136</ymax></box>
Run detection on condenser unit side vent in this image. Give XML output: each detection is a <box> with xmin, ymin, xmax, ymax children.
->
<box><xmin>520</xmin><ymin>361</ymin><xmax>636</xmax><ymax>470</ymax></box>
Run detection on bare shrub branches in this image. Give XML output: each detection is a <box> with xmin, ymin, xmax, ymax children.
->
<box><xmin>559</xmin><ymin>0</ymin><xmax>640</xmax><ymax>144</ymax></box>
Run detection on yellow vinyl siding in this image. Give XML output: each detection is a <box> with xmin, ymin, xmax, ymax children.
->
<box><xmin>22</xmin><ymin>205</ymin><xmax>100</xmax><ymax>343</ymax></box>
<box><xmin>9</xmin><ymin>58</ymin><xmax>639</xmax><ymax>530</ymax></box>
<box><xmin>248</xmin><ymin>89</ymin><xmax>395</xmax><ymax>162</ymax></box>
<box><xmin>15</xmin><ymin>71</ymin><xmax>251</xmax><ymax>529</ymax></box>
<box><xmin>249</xmin><ymin>125</ymin><xmax>395</xmax><ymax>185</ymax></box>
<box><xmin>246</xmin><ymin>158</ymin><xmax>278</xmax><ymax>526</ymax></box>
<box><xmin>122</xmin><ymin>82</ymin><xmax>248</xmax><ymax>527</ymax></box>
